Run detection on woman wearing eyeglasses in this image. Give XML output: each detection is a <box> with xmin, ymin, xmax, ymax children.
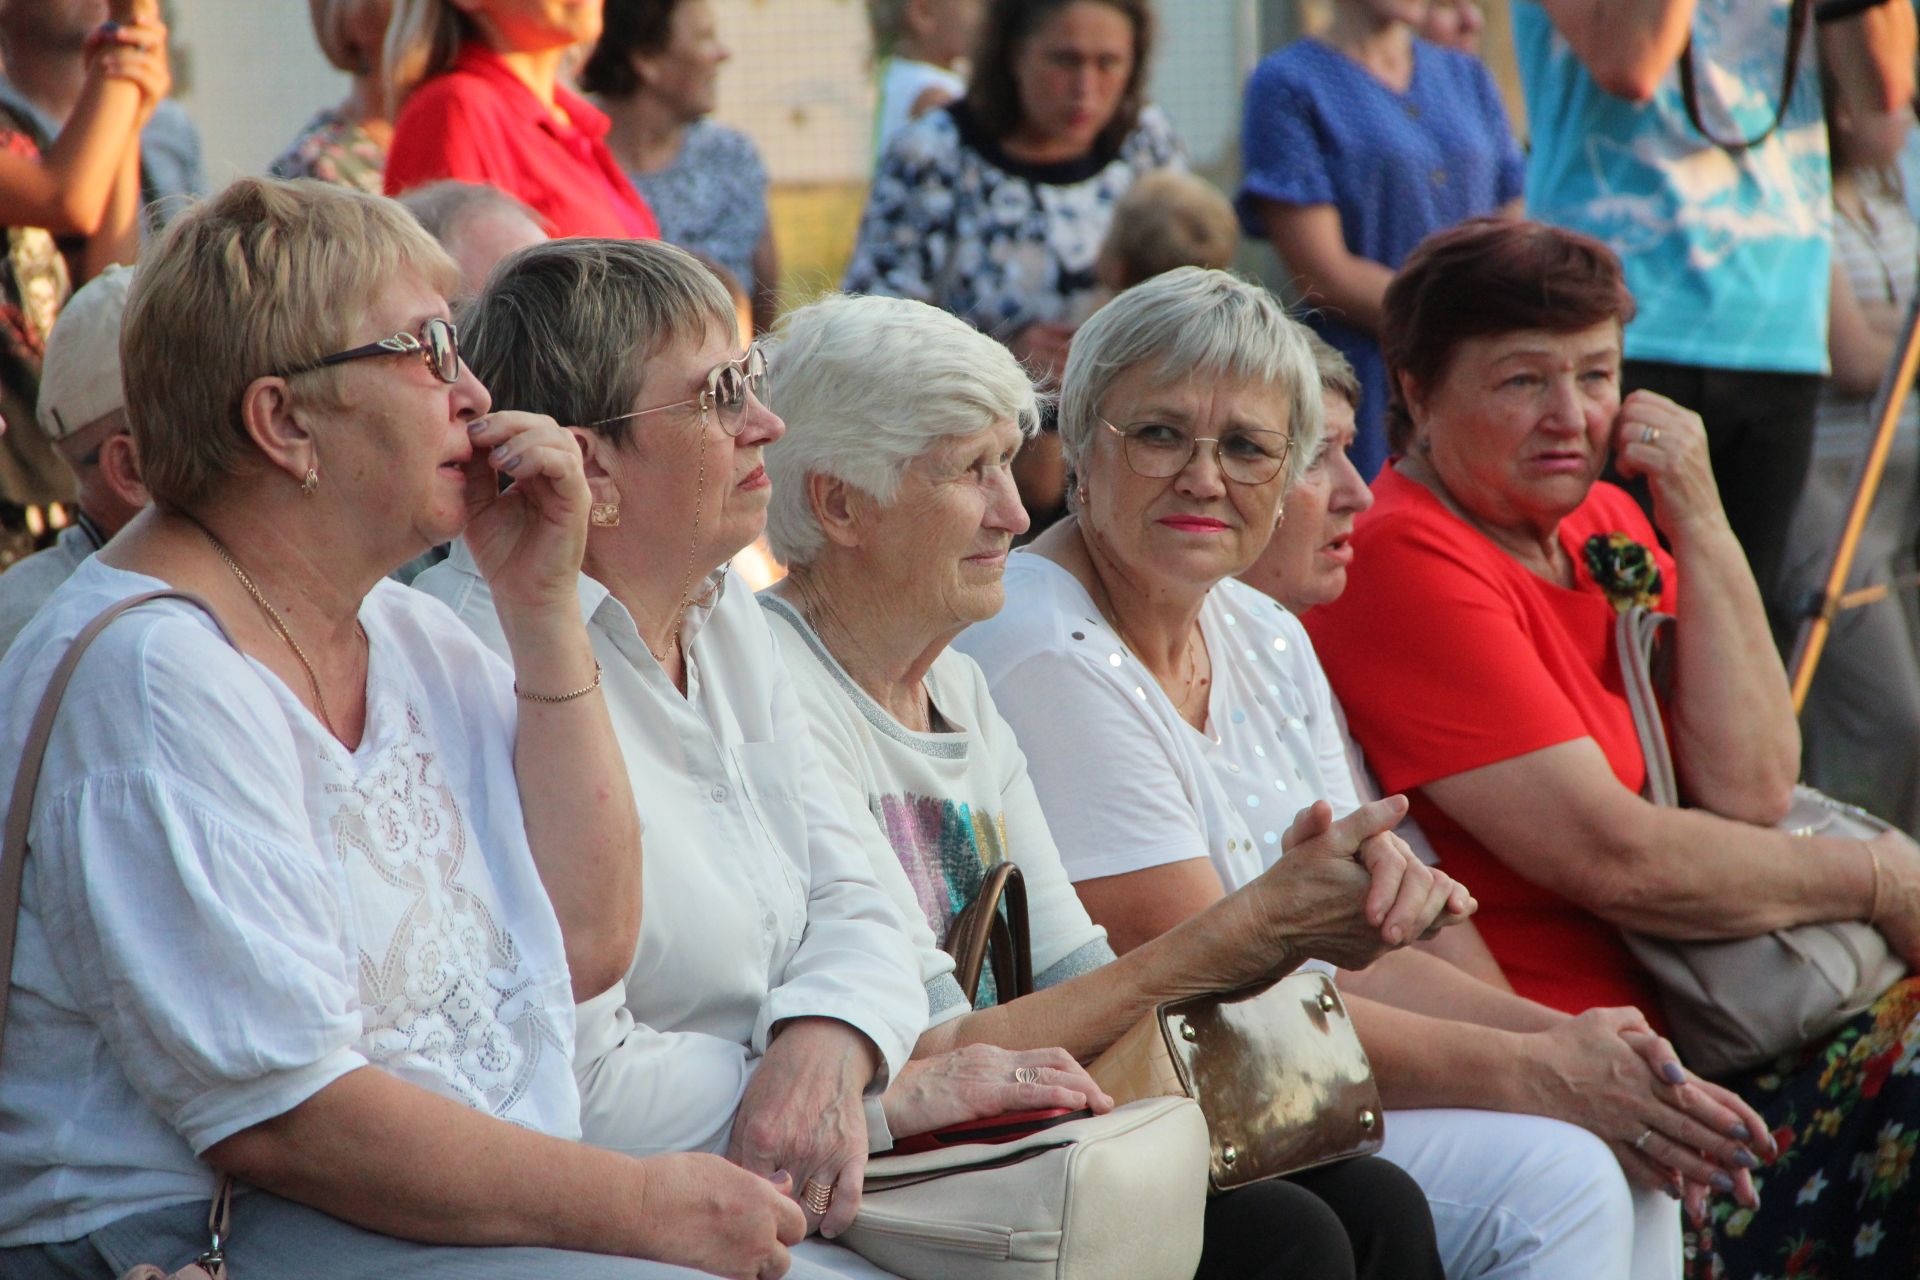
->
<box><xmin>417</xmin><ymin>238</ymin><xmax>1111</xmax><ymax>1274</ymax></box>
<box><xmin>0</xmin><ymin>180</ymin><xmax>810</xmax><ymax>1278</ymax></box>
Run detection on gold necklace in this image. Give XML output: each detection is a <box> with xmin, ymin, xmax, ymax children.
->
<box><xmin>194</xmin><ymin>522</ymin><xmax>361</xmax><ymax>741</ymax></box>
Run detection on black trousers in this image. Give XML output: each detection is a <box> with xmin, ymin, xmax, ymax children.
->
<box><xmin>1614</xmin><ymin>360</ymin><xmax>1823</xmax><ymax>642</ymax></box>
<box><xmin>1194</xmin><ymin>1155</ymin><xmax>1445</xmax><ymax>1280</ymax></box>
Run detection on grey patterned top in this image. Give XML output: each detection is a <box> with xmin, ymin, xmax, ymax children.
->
<box><xmin>628</xmin><ymin>119</ymin><xmax>769</xmax><ymax>296</ymax></box>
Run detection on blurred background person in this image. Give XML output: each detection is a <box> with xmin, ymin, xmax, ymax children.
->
<box><xmin>269</xmin><ymin>0</ymin><xmax>392</xmax><ymax>194</ymax></box>
<box><xmin>0</xmin><ymin>0</ymin><xmax>168</xmax><ymax>571</ymax></box>
<box><xmin>396</xmin><ymin>178</ymin><xmax>549</xmax><ymax>300</ymax></box>
<box><xmin>1513</xmin><ymin>0</ymin><xmax>1915</xmax><ymax>632</ymax></box>
<box><xmin>866</xmin><ymin>0</ymin><xmax>982</xmax><ymax>160</ymax></box>
<box><xmin>0</xmin><ymin>265</ymin><xmax>146</xmax><ymax>655</ymax></box>
<box><xmin>845</xmin><ymin>0</ymin><xmax>1184</xmax><ymax>535</ymax></box>
<box><xmin>1237</xmin><ymin>0</ymin><xmax>1523</xmax><ymax>481</ymax></box>
<box><xmin>585</xmin><ymin>0</ymin><xmax>779</xmax><ymax>333</ymax></box>
<box><xmin>0</xmin><ymin>0</ymin><xmax>202</xmax><ymax>230</ymax></box>
<box><xmin>383</xmin><ymin>0</ymin><xmax>661</xmax><ymax>240</ymax></box>
<box><xmin>1778</xmin><ymin>55</ymin><xmax>1920</xmax><ymax>835</ymax></box>
<box><xmin>1094</xmin><ymin>167</ymin><xmax>1239</xmax><ymax>294</ymax></box>
<box><xmin>1413</xmin><ymin>0</ymin><xmax>1482</xmax><ymax>54</ymax></box>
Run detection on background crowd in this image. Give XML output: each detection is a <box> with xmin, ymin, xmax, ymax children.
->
<box><xmin>3</xmin><ymin>1</ymin><xmax>1920</xmax><ymax>1279</ymax></box>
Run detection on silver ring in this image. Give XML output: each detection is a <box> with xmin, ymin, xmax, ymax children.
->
<box><xmin>1632</xmin><ymin>1127</ymin><xmax>1656</xmax><ymax>1152</ymax></box>
<box><xmin>802</xmin><ymin>1177</ymin><xmax>834</xmax><ymax>1216</ymax></box>
<box><xmin>1013</xmin><ymin>1066</ymin><xmax>1043</xmax><ymax>1085</ymax></box>
<box><xmin>1641</xmin><ymin>424</ymin><xmax>1660</xmax><ymax>446</ymax></box>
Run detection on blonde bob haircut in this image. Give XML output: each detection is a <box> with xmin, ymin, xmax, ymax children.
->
<box><xmin>1058</xmin><ymin>267</ymin><xmax>1323</xmax><ymax>503</ymax></box>
<box><xmin>763</xmin><ymin>294</ymin><xmax>1040</xmax><ymax>568</ymax></box>
<box><xmin>122</xmin><ymin>177</ymin><xmax>460</xmax><ymax>512</ymax></box>
<box><xmin>384</xmin><ymin>0</ymin><xmax>470</xmax><ymax>113</ymax></box>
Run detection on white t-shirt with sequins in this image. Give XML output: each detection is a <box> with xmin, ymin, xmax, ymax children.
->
<box><xmin>956</xmin><ymin>553</ymin><xmax>1358</xmax><ymax>895</ymax></box>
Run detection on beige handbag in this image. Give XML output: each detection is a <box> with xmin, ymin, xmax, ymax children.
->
<box><xmin>843</xmin><ymin>1096</ymin><xmax>1211</xmax><ymax>1280</ymax></box>
<box><xmin>2</xmin><ymin>591</ymin><xmax>237</xmax><ymax>1279</ymax></box>
<box><xmin>1615</xmin><ymin>606</ymin><xmax>1907</xmax><ymax>1076</ymax></box>
<box><xmin>1087</xmin><ymin>971</ymin><xmax>1384</xmax><ymax>1190</ymax></box>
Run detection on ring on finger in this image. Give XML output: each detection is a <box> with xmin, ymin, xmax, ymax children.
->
<box><xmin>802</xmin><ymin>1177</ymin><xmax>834</xmax><ymax>1216</ymax></box>
<box><xmin>1632</xmin><ymin>1127</ymin><xmax>1656</xmax><ymax>1152</ymax></box>
<box><xmin>1641</xmin><ymin>424</ymin><xmax>1661</xmax><ymax>446</ymax></box>
<box><xmin>1013</xmin><ymin>1066</ymin><xmax>1043</xmax><ymax>1085</ymax></box>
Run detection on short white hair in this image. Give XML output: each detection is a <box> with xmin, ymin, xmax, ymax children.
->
<box><xmin>1059</xmin><ymin>268</ymin><xmax>1323</xmax><ymax>499</ymax></box>
<box><xmin>764</xmin><ymin>294</ymin><xmax>1041</xmax><ymax>566</ymax></box>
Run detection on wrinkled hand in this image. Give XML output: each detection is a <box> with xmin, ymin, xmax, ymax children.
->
<box><xmin>1222</xmin><ymin>797</ymin><xmax>1475</xmax><ymax>976</ymax></box>
<box><xmin>462</xmin><ymin>412</ymin><xmax>591</xmax><ymax>614</ymax></box>
<box><xmin>633</xmin><ymin>1151</ymin><xmax>806</xmax><ymax>1280</ymax></box>
<box><xmin>1865</xmin><ymin>828</ymin><xmax>1920</xmax><ymax>969</ymax></box>
<box><xmin>1007</xmin><ymin>322</ymin><xmax>1075</xmax><ymax>385</ymax></box>
<box><xmin>728</xmin><ymin>1018</ymin><xmax>880</xmax><ymax>1240</ymax></box>
<box><xmin>883</xmin><ymin>1044</ymin><xmax>1113</xmax><ymax>1140</ymax></box>
<box><xmin>1609</xmin><ymin>391</ymin><xmax>1726</xmax><ymax>544</ymax></box>
<box><xmin>1527</xmin><ymin>1008</ymin><xmax>1769</xmax><ymax>1213</ymax></box>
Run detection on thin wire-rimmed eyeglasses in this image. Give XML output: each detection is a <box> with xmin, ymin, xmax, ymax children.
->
<box><xmin>275</xmin><ymin>317</ymin><xmax>462</xmax><ymax>384</ymax></box>
<box><xmin>1099</xmin><ymin>417</ymin><xmax>1292</xmax><ymax>485</ymax></box>
<box><xmin>590</xmin><ymin>345</ymin><xmax>768</xmax><ymax>437</ymax></box>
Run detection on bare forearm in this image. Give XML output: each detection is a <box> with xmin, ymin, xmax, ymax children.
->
<box><xmin>207</xmin><ymin>1068</ymin><xmax>658</xmax><ymax>1255</ymax></box>
<box><xmin>1667</xmin><ymin>520</ymin><xmax>1799</xmax><ymax>820</ymax></box>
<box><xmin>1539</xmin><ymin>0</ymin><xmax>1696</xmax><ymax>101</ymax></box>
<box><xmin>79</xmin><ymin>137</ymin><xmax>141</xmax><ymax>279</ymax></box>
<box><xmin>1409</xmin><ymin>918</ymin><xmax>1512</xmax><ymax>990</ymax></box>
<box><xmin>1338</xmin><ymin>946</ymin><xmax>1560</xmax><ymax>1032</ymax></box>
<box><xmin>1345</xmin><ymin>995</ymin><xmax>1536</xmax><ymax>1110</ymax></box>
<box><xmin>24</xmin><ymin>76</ymin><xmax>145</xmax><ymax>235</ymax></box>
<box><xmin>1821</xmin><ymin>2</ymin><xmax>1917</xmax><ymax>116</ymax></box>
<box><xmin>501</xmin><ymin>607</ymin><xmax>642</xmax><ymax>999</ymax></box>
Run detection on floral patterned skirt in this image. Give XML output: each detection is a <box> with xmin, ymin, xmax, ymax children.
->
<box><xmin>1686</xmin><ymin>977</ymin><xmax>1920</xmax><ymax>1279</ymax></box>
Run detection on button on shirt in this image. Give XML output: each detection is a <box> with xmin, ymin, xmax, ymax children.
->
<box><xmin>417</xmin><ymin>544</ymin><xmax>929</xmax><ymax>1159</ymax></box>
<box><xmin>385</xmin><ymin>42</ymin><xmax>659</xmax><ymax>240</ymax></box>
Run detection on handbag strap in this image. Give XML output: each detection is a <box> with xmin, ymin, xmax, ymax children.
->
<box><xmin>1615</xmin><ymin>606</ymin><xmax>1680</xmax><ymax>807</ymax></box>
<box><xmin>947</xmin><ymin>861</ymin><xmax>1034</xmax><ymax>1005</ymax></box>
<box><xmin>1678</xmin><ymin>0</ymin><xmax>1811</xmax><ymax>154</ymax></box>
<box><xmin>0</xmin><ymin>589</ymin><xmax>237</xmax><ymax>1266</ymax></box>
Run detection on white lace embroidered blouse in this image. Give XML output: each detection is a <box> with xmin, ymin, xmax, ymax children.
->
<box><xmin>418</xmin><ymin>543</ymin><xmax>930</xmax><ymax>1160</ymax></box>
<box><xmin>0</xmin><ymin>557</ymin><xmax>579</xmax><ymax>1247</ymax></box>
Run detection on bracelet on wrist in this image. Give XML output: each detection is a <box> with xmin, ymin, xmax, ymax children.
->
<box><xmin>514</xmin><ymin>660</ymin><xmax>602</xmax><ymax>704</ymax></box>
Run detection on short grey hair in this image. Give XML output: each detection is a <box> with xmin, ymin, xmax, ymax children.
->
<box><xmin>1059</xmin><ymin>267</ymin><xmax>1323</xmax><ymax>498</ymax></box>
<box><xmin>399</xmin><ymin>180</ymin><xmax>544</xmax><ymax>247</ymax></box>
<box><xmin>461</xmin><ymin>238</ymin><xmax>737</xmax><ymax>447</ymax></box>
<box><xmin>763</xmin><ymin>294</ymin><xmax>1040</xmax><ymax>567</ymax></box>
<box><xmin>1302</xmin><ymin>329</ymin><xmax>1361</xmax><ymax>410</ymax></box>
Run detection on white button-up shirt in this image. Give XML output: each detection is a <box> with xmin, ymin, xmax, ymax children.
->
<box><xmin>417</xmin><ymin>543</ymin><xmax>930</xmax><ymax>1158</ymax></box>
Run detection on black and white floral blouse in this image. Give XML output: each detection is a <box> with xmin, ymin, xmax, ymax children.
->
<box><xmin>843</xmin><ymin>101</ymin><xmax>1185</xmax><ymax>340</ymax></box>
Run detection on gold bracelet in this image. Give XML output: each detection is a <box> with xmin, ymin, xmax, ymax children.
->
<box><xmin>514</xmin><ymin>661</ymin><xmax>602</xmax><ymax>704</ymax></box>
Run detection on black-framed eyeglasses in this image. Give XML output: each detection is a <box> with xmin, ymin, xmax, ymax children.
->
<box><xmin>1099</xmin><ymin>417</ymin><xmax>1292</xmax><ymax>485</ymax></box>
<box><xmin>275</xmin><ymin>316</ymin><xmax>462</xmax><ymax>384</ymax></box>
<box><xmin>590</xmin><ymin>344</ymin><xmax>768</xmax><ymax>437</ymax></box>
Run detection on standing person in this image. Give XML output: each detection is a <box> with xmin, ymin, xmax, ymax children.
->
<box><xmin>844</xmin><ymin>0</ymin><xmax>1184</xmax><ymax>532</ymax></box>
<box><xmin>0</xmin><ymin>0</ymin><xmax>169</xmax><ymax>570</ymax></box>
<box><xmin>1237</xmin><ymin>0</ymin><xmax>1523</xmax><ymax>481</ymax></box>
<box><xmin>383</xmin><ymin>0</ymin><xmax>660</xmax><ymax>241</ymax></box>
<box><xmin>0</xmin><ymin>0</ymin><xmax>203</xmax><ymax>229</ymax></box>
<box><xmin>269</xmin><ymin>0</ymin><xmax>392</xmax><ymax>194</ymax></box>
<box><xmin>1513</xmin><ymin>0</ymin><xmax>1915</xmax><ymax>619</ymax></box>
<box><xmin>584</xmin><ymin>0</ymin><xmax>778</xmax><ymax>333</ymax></box>
<box><xmin>867</xmin><ymin>0</ymin><xmax>983</xmax><ymax>160</ymax></box>
<box><xmin>0</xmin><ymin>266</ymin><xmax>147</xmax><ymax>656</ymax></box>
<box><xmin>1779</xmin><ymin>59</ymin><xmax>1920</xmax><ymax>834</ymax></box>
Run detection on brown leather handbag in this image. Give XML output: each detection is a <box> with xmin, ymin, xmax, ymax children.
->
<box><xmin>2</xmin><ymin>591</ymin><xmax>237</xmax><ymax>1279</ymax></box>
<box><xmin>1086</xmin><ymin>972</ymin><xmax>1385</xmax><ymax>1191</ymax></box>
<box><xmin>946</xmin><ymin>861</ymin><xmax>1033</xmax><ymax>1004</ymax></box>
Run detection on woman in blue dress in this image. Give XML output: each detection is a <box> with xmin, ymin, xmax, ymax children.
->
<box><xmin>1237</xmin><ymin>0</ymin><xmax>1522</xmax><ymax>479</ymax></box>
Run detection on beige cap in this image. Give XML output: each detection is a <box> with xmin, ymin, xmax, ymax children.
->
<box><xmin>36</xmin><ymin>264</ymin><xmax>134</xmax><ymax>443</ymax></box>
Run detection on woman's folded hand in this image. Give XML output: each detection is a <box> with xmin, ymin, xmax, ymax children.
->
<box><xmin>882</xmin><ymin>1043</ymin><xmax>1113</xmax><ymax>1139</ymax></box>
<box><xmin>632</xmin><ymin>1151</ymin><xmax>807</xmax><ymax>1280</ymax></box>
<box><xmin>463</xmin><ymin>411</ymin><xmax>591</xmax><ymax>615</ymax></box>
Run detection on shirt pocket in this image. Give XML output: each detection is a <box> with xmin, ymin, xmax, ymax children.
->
<box><xmin>729</xmin><ymin>741</ymin><xmax>812</xmax><ymax>939</ymax></box>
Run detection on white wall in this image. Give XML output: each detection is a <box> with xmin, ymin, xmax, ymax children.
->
<box><xmin>174</xmin><ymin>0</ymin><xmax>348</xmax><ymax>182</ymax></box>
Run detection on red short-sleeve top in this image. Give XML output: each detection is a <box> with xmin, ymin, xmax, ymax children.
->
<box><xmin>385</xmin><ymin>43</ymin><xmax>659</xmax><ymax>242</ymax></box>
<box><xmin>1305</xmin><ymin>466</ymin><xmax>1679</xmax><ymax>1019</ymax></box>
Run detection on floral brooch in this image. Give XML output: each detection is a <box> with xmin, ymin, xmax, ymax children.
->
<box><xmin>1583</xmin><ymin>532</ymin><xmax>1663</xmax><ymax>613</ymax></box>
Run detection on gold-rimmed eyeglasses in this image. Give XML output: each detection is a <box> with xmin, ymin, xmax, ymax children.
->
<box><xmin>1099</xmin><ymin>417</ymin><xmax>1291</xmax><ymax>485</ymax></box>
<box><xmin>591</xmin><ymin>344</ymin><xmax>768</xmax><ymax>437</ymax></box>
<box><xmin>275</xmin><ymin>316</ymin><xmax>461</xmax><ymax>384</ymax></box>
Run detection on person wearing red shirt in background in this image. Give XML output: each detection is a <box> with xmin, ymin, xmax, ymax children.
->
<box><xmin>383</xmin><ymin>0</ymin><xmax>659</xmax><ymax>241</ymax></box>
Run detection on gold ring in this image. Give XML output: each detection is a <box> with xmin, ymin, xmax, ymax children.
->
<box><xmin>1013</xmin><ymin>1066</ymin><xmax>1043</xmax><ymax>1085</ymax></box>
<box><xmin>1632</xmin><ymin>1128</ymin><xmax>1656</xmax><ymax>1152</ymax></box>
<box><xmin>802</xmin><ymin>1177</ymin><xmax>834</xmax><ymax>1216</ymax></box>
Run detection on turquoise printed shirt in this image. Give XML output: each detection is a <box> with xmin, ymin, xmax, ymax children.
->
<box><xmin>1514</xmin><ymin>0</ymin><xmax>1830</xmax><ymax>374</ymax></box>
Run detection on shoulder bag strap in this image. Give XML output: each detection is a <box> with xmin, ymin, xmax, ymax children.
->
<box><xmin>1616</xmin><ymin>605</ymin><xmax>1680</xmax><ymax>807</ymax></box>
<box><xmin>1678</xmin><ymin>0</ymin><xmax>1812</xmax><ymax>154</ymax></box>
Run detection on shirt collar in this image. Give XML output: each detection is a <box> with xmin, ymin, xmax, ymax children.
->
<box><xmin>451</xmin><ymin>42</ymin><xmax>611</xmax><ymax>141</ymax></box>
<box><xmin>445</xmin><ymin>536</ymin><xmax>731</xmax><ymax>647</ymax></box>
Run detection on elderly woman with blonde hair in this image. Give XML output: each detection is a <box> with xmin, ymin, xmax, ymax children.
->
<box><xmin>0</xmin><ymin>178</ymin><xmax>801</xmax><ymax>1279</ymax></box>
<box><xmin>270</xmin><ymin>0</ymin><xmax>394</xmax><ymax>192</ymax></box>
<box><xmin>757</xmin><ymin>290</ymin><xmax>1462</xmax><ymax>1280</ymax></box>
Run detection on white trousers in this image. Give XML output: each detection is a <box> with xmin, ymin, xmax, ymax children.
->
<box><xmin>1380</xmin><ymin>1109</ymin><xmax>1682</xmax><ymax>1280</ymax></box>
